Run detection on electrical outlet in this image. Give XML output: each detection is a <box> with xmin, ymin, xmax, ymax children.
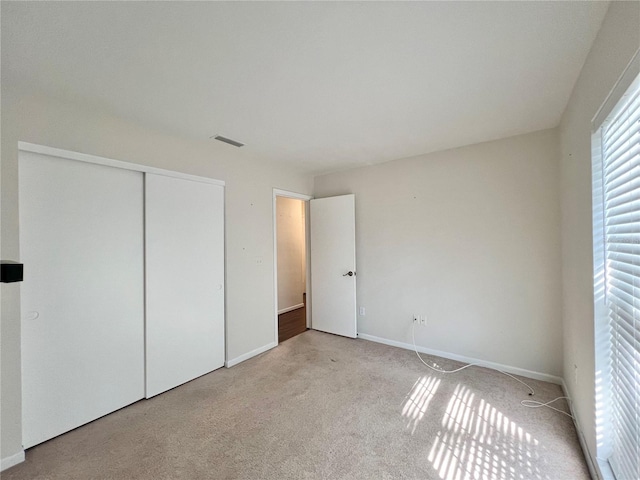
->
<box><xmin>359</xmin><ymin>307</ymin><xmax>365</xmax><ymax>316</ymax></box>
<box><xmin>413</xmin><ymin>314</ymin><xmax>427</xmax><ymax>326</ymax></box>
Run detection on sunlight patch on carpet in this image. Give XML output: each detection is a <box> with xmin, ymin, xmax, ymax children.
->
<box><xmin>402</xmin><ymin>375</ymin><xmax>441</xmax><ymax>434</ymax></box>
<box><xmin>428</xmin><ymin>384</ymin><xmax>547</xmax><ymax>480</ymax></box>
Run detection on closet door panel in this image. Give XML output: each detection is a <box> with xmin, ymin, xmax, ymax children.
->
<box><xmin>19</xmin><ymin>151</ymin><xmax>145</xmax><ymax>448</ymax></box>
<box><xmin>145</xmin><ymin>173</ymin><xmax>225</xmax><ymax>398</ymax></box>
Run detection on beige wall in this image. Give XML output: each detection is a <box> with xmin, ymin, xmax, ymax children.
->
<box><xmin>315</xmin><ymin>128</ymin><xmax>563</xmax><ymax>376</ymax></box>
<box><xmin>558</xmin><ymin>0</ymin><xmax>640</xmax><ymax>469</ymax></box>
<box><xmin>0</xmin><ymin>87</ymin><xmax>313</xmax><ymax>461</ymax></box>
<box><xmin>3</xmin><ymin>2</ymin><xmax>638</xmax><ymax>468</ymax></box>
<box><xmin>276</xmin><ymin>197</ymin><xmax>306</xmax><ymax>312</ymax></box>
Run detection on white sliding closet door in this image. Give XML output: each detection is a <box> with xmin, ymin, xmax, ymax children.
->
<box><xmin>145</xmin><ymin>173</ymin><xmax>225</xmax><ymax>398</ymax></box>
<box><xmin>19</xmin><ymin>151</ymin><xmax>145</xmax><ymax>449</ymax></box>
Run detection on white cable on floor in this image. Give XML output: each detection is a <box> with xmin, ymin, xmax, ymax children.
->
<box><xmin>411</xmin><ymin>321</ymin><xmax>573</xmax><ymax>418</ymax></box>
<box><xmin>521</xmin><ymin>396</ymin><xmax>574</xmax><ymax>418</ymax></box>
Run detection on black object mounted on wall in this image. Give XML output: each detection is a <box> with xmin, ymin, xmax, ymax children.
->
<box><xmin>1</xmin><ymin>260</ymin><xmax>24</xmax><ymax>283</ymax></box>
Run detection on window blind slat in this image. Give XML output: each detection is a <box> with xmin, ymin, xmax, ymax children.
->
<box><xmin>604</xmin><ymin>124</ymin><xmax>639</xmax><ymax>164</ymax></box>
<box><xmin>603</xmin><ymin>135</ymin><xmax>640</xmax><ymax>177</ymax></box>
<box><xmin>603</xmin><ymin>127</ymin><xmax>640</xmax><ymax>168</ymax></box>
<box><xmin>604</xmin><ymin>88</ymin><xmax>640</xmax><ymax>143</ymax></box>
<box><xmin>607</xmin><ymin>258</ymin><xmax>640</xmax><ymax>276</ymax></box>
<box><xmin>609</xmin><ymin>279</ymin><xmax>640</xmax><ymax>301</ymax></box>
<box><xmin>609</xmin><ymin>305</ymin><xmax>637</xmax><ymax>331</ymax></box>
<box><xmin>605</xmin><ymin>184</ymin><xmax>640</xmax><ymax>213</ymax></box>
<box><xmin>607</xmin><ymin>252</ymin><xmax>640</xmax><ymax>268</ymax></box>
<box><xmin>608</xmin><ymin>285</ymin><xmax>640</xmax><ymax>311</ymax></box>
<box><xmin>603</xmin><ymin>116</ymin><xmax>640</xmax><ymax>163</ymax></box>
<box><xmin>611</xmin><ymin>394</ymin><xmax>638</xmax><ymax>442</ymax></box>
<box><xmin>606</xmin><ymin>198</ymin><xmax>640</xmax><ymax>218</ymax></box>
<box><xmin>611</xmin><ymin>382</ymin><xmax>636</xmax><ymax>423</ymax></box>
<box><xmin>604</xmin><ymin>90</ymin><xmax>640</xmax><ymax>145</ymax></box>
<box><xmin>600</xmin><ymin>72</ymin><xmax>640</xmax><ymax>480</ymax></box>
<box><xmin>605</xmin><ymin>167</ymin><xmax>640</xmax><ymax>203</ymax></box>
<box><xmin>611</xmin><ymin>415</ymin><xmax>638</xmax><ymax>463</ymax></box>
<box><xmin>607</xmin><ymin>250</ymin><xmax>640</xmax><ymax>261</ymax></box>
<box><xmin>610</xmin><ymin>298</ymin><xmax>636</xmax><ymax>321</ymax></box>
<box><xmin>610</xmin><ymin>331</ymin><xmax>638</xmax><ymax>372</ymax></box>
<box><xmin>607</xmin><ymin>254</ymin><xmax>640</xmax><ymax>272</ymax></box>
<box><xmin>607</xmin><ymin>232</ymin><xmax>640</xmax><ymax>249</ymax></box>
<box><xmin>607</xmin><ymin>223</ymin><xmax>640</xmax><ymax>236</ymax></box>
<box><xmin>605</xmin><ymin>210</ymin><xmax>640</xmax><ymax>226</ymax></box>
<box><xmin>608</xmin><ymin>268</ymin><xmax>640</xmax><ymax>286</ymax></box>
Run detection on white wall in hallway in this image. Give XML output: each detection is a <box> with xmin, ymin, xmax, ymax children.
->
<box><xmin>276</xmin><ymin>196</ymin><xmax>306</xmax><ymax>312</ymax></box>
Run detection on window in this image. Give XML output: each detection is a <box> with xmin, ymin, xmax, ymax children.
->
<box><xmin>593</xmin><ymin>62</ymin><xmax>640</xmax><ymax>480</ymax></box>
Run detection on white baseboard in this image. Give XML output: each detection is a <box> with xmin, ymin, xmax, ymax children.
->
<box><xmin>225</xmin><ymin>341</ymin><xmax>277</xmax><ymax>368</ymax></box>
<box><xmin>561</xmin><ymin>380</ymin><xmax>604</xmax><ymax>480</ymax></box>
<box><xmin>277</xmin><ymin>303</ymin><xmax>304</xmax><ymax>315</ymax></box>
<box><xmin>1</xmin><ymin>450</ymin><xmax>25</xmax><ymax>472</ymax></box>
<box><xmin>357</xmin><ymin>333</ymin><xmax>563</xmax><ymax>384</ymax></box>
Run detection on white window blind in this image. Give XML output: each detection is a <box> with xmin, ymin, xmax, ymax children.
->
<box><xmin>600</xmin><ymin>72</ymin><xmax>640</xmax><ymax>480</ymax></box>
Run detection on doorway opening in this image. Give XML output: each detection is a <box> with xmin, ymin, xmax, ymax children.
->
<box><xmin>273</xmin><ymin>190</ymin><xmax>312</xmax><ymax>344</ymax></box>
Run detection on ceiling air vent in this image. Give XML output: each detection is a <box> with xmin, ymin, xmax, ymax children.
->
<box><xmin>212</xmin><ymin>135</ymin><xmax>244</xmax><ymax>147</ymax></box>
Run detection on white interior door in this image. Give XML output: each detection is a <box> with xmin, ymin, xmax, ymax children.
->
<box><xmin>145</xmin><ymin>173</ymin><xmax>225</xmax><ymax>398</ymax></box>
<box><xmin>19</xmin><ymin>151</ymin><xmax>145</xmax><ymax>449</ymax></box>
<box><xmin>310</xmin><ymin>194</ymin><xmax>357</xmax><ymax>338</ymax></box>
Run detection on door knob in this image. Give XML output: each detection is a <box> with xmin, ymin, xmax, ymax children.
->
<box><xmin>343</xmin><ymin>271</ymin><xmax>355</xmax><ymax>277</ymax></box>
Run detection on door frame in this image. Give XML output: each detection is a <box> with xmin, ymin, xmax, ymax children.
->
<box><xmin>18</xmin><ymin>142</ymin><xmax>225</xmax><ymax>186</ymax></box>
<box><xmin>273</xmin><ymin>189</ymin><xmax>313</xmax><ymax>345</ymax></box>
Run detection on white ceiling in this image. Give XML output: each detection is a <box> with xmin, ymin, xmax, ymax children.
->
<box><xmin>2</xmin><ymin>1</ymin><xmax>609</xmax><ymax>175</ymax></box>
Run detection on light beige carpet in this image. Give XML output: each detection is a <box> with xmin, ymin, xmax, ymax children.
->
<box><xmin>4</xmin><ymin>331</ymin><xmax>589</xmax><ymax>479</ymax></box>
